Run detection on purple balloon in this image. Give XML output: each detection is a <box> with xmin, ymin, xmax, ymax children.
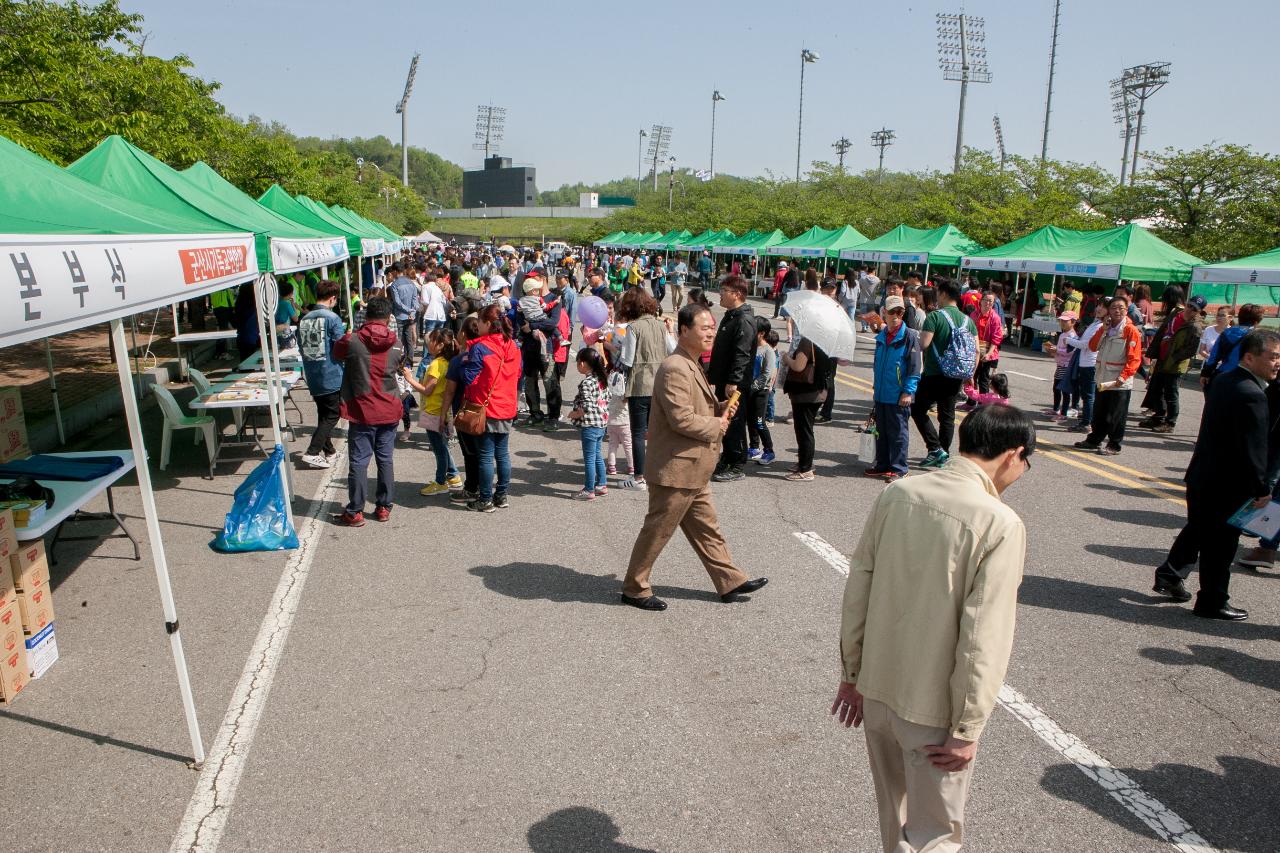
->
<box><xmin>578</xmin><ymin>295</ymin><xmax>609</xmax><ymax>328</ymax></box>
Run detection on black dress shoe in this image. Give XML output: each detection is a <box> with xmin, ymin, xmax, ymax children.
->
<box><xmin>1192</xmin><ymin>605</ymin><xmax>1248</xmax><ymax>621</ymax></box>
<box><xmin>620</xmin><ymin>593</ymin><xmax>668</xmax><ymax>611</ymax></box>
<box><xmin>1152</xmin><ymin>575</ymin><xmax>1192</xmax><ymax>602</ymax></box>
<box><xmin>721</xmin><ymin>577</ymin><xmax>769</xmax><ymax>602</ymax></box>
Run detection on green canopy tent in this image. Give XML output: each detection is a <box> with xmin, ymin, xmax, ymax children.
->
<box><xmin>593</xmin><ymin>231</ymin><xmax>628</xmax><ymax>248</ymax></box>
<box><xmin>333</xmin><ymin>205</ymin><xmax>402</xmax><ymax>251</ymax></box>
<box><xmin>614</xmin><ymin>231</ymin><xmax>665</xmax><ymax>249</ymax></box>
<box><xmin>840</xmin><ymin>224</ymin><xmax>985</xmax><ymax>282</ymax></box>
<box><xmin>719</xmin><ymin>229</ymin><xmax>788</xmax><ymax>257</ymax></box>
<box><xmin>766</xmin><ymin>226</ymin><xmax>840</xmax><ymax>258</ymax></box>
<box><xmin>643</xmin><ymin>229</ymin><xmax>693</xmax><ymax>251</ymax></box>
<box><xmin>182</xmin><ymin>164</ymin><xmax>354</xmax><ymax>324</ymax></box>
<box><xmin>818</xmin><ymin>225</ymin><xmax>870</xmax><ymax>258</ymax></box>
<box><xmin>259</xmin><ymin>184</ymin><xmax>363</xmax><ymax>258</ymax></box>
<box><xmin>290</xmin><ymin>195</ymin><xmax>389</xmax><ymax>295</ymax></box>
<box><xmin>961</xmin><ymin>224</ymin><xmax>1204</xmax><ymax>335</ymax></box>
<box><xmin>0</xmin><ymin>133</ymin><xmax>265</xmax><ymax>765</ymax></box>
<box><xmin>1190</xmin><ymin>246</ymin><xmax>1280</xmax><ymax>311</ymax></box>
<box><xmin>68</xmin><ymin>137</ymin><xmax>347</xmax><ymax>277</ymax></box>
<box><xmin>673</xmin><ymin>229</ymin><xmax>736</xmax><ymax>252</ymax></box>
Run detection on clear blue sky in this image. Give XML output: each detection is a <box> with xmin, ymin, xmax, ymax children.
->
<box><xmin>127</xmin><ymin>0</ymin><xmax>1272</xmax><ymax>189</ymax></box>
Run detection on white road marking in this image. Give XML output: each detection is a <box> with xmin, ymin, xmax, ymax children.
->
<box><xmin>794</xmin><ymin>531</ymin><xmax>849</xmax><ymax>577</ymax></box>
<box><xmin>1004</xmin><ymin>370</ymin><xmax>1049</xmax><ymax>381</ymax></box>
<box><xmin>171</xmin><ymin>453</ymin><xmax>347</xmax><ymax>853</ymax></box>
<box><xmin>998</xmin><ymin>686</ymin><xmax>1217</xmax><ymax>852</ymax></box>
<box><xmin>796</xmin><ymin>530</ymin><xmax>1219</xmax><ymax>852</ymax></box>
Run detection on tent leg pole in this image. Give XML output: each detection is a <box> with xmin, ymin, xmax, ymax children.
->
<box><xmin>342</xmin><ymin>264</ymin><xmax>354</xmax><ymax>328</ymax></box>
<box><xmin>109</xmin><ymin>318</ymin><xmax>205</xmax><ymax>767</ymax></box>
<box><xmin>254</xmin><ymin>275</ymin><xmax>296</xmax><ymax>521</ymax></box>
<box><xmin>44</xmin><ymin>338</ymin><xmax>65</xmax><ymax>445</ymax></box>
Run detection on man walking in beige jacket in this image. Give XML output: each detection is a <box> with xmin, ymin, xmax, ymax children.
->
<box><xmin>831</xmin><ymin>404</ymin><xmax>1034</xmax><ymax>852</ymax></box>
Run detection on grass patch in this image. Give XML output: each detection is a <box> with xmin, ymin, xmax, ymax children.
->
<box><xmin>428</xmin><ymin>217</ymin><xmax>607</xmax><ymax>243</ymax></box>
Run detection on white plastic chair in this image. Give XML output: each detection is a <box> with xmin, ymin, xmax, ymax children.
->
<box><xmin>152</xmin><ymin>385</ymin><xmax>217</xmax><ymax>477</ymax></box>
<box><xmin>189</xmin><ymin>367</ymin><xmax>242</xmax><ymax>431</ymax></box>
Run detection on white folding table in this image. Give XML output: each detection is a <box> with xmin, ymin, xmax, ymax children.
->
<box><xmin>190</xmin><ymin>373</ymin><xmax>303</xmax><ymax>468</ymax></box>
<box><xmin>3</xmin><ymin>450</ymin><xmax>140</xmax><ymax>564</ymax></box>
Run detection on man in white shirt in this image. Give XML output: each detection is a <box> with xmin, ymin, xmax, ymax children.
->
<box><xmin>418</xmin><ymin>270</ymin><xmax>449</xmax><ymax>338</ymax></box>
<box><xmin>1062</xmin><ymin>302</ymin><xmax>1106</xmax><ymax>432</ymax></box>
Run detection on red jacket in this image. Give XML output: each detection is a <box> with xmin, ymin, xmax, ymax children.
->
<box><xmin>462</xmin><ymin>333</ymin><xmax>522</xmax><ymax>420</ymax></box>
<box><xmin>334</xmin><ymin>320</ymin><xmax>403</xmax><ymax>426</ymax></box>
<box><xmin>553</xmin><ymin>302</ymin><xmax>571</xmax><ymax>364</ymax></box>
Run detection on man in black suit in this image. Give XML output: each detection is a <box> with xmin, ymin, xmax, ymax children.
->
<box><xmin>1153</xmin><ymin>329</ymin><xmax>1280</xmax><ymax>620</ymax></box>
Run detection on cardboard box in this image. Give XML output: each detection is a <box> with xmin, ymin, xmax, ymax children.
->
<box><xmin>10</xmin><ymin>539</ymin><xmax>49</xmax><ymax>593</ymax></box>
<box><xmin>0</xmin><ymin>560</ymin><xmax>14</xmax><ymax>611</ymax></box>
<box><xmin>0</xmin><ymin>508</ymin><xmax>15</xmax><ymax>561</ymax></box>
<box><xmin>24</xmin><ymin>623</ymin><xmax>57</xmax><ymax>679</ymax></box>
<box><xmin>17</xmin><ymin>585</ymin><xmax>53</xmax><ymax>635</ymax></box>
<box><xmin>0</xmin><ymin>388</ymin><xmax>29</xmax><ymax>465</ymax></box>
<box><xmin>0</xmin><ymin>602</ymin><xmax>27</xmax><ymax>703</ymax></box>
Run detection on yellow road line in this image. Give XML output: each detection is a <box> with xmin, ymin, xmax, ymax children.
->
<box><xmin>832</xmin><ymin>370</ymin><xmax>1186</xmax><ymax>505</ymax></box>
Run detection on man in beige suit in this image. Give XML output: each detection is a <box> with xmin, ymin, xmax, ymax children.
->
<box><xmin>621</xmin><ymin>304</ymin><xmax>770</xmax><ymax>611</ymax></box>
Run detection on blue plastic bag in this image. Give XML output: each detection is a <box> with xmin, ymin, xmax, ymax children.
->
<box><xmin>210</xmin><ymin>446</ymin><xmax>299</xmax><ymax>552</ymax></box>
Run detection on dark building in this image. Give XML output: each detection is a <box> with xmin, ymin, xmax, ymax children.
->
<box><xmin>462</xmin><ymin>156</ymin><xmax>537</xmax><ymax>208</ymax></box>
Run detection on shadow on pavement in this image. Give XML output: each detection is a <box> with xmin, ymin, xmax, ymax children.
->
<box><xmin>1017</xmin><ymin>575</ymin><xmax>1280</xmax><ymax>641</ymax></box>
<box><xmin>0</xmin><ymin>709</ymin><xmax>191</xmax><ymax>765</ymax></box>
<box><xmin>1084</xmin><ymin>543</ymin><xmax>1170</xmax><ymax>566</ymax></box>
<box><xmin>1040</xmin><ymin>757</ymin><xmax>1280</xmax><ymax>852</ymax></box>
<box><xmin>527</xmin><ymin>807</ymin><xmax>657</xmax><ymax>853</ymax></box>
<box><xmin>469</xmin><ymin>562</ymin><xmax>721</xmax><ymax>605</ymax></box>
<box><xmin>1082</xmin><ymin>507</ymin><xmax>1184</xmax><ymax>529</ymax></box>
<box><xmin>1140</xmin><ymin>644</ymin><xmax>1280</xmax><ymax>693</ymax></box>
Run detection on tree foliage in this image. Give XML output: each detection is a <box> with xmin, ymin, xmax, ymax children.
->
<box><xmin>0</xmin><ymin>0</ymin><xmax>448</xmax><ymax>235</ymax></box>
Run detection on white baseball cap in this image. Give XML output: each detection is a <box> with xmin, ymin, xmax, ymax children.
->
<box><xmin>778</xmin><ymin>261</ymin><xmax>789</xmax><ymax>269</ymax></box>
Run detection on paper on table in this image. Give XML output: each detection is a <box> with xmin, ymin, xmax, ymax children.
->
<box><xmin>1228</xmin><ymin>499</ymin><xmax>1280</xmax><ymax>541</ymax></box>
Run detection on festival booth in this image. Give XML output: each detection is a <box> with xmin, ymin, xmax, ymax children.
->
<box><xmin>67</xmin><ymin>138</ymin><xmax>332</xmax><ymax>485</ymax></box>
<box><xmin>614</xmin><ymin>232</ymin><xmax>664</xmax><ymax>251</ymax></box>
<box><xmin>333</xmin><ymin>205</ymin><xmax>403</xmax><ymax>253</ymax></box>
<box><xmin>291</xmin><ymin>195</ymin><xmax>386</xmax><ymax>291</ymax></box>
<box><xmin>673</xmin><ymin>229</ymin><xmax>736</xmax><ymax>253</ymax></box>
<box><xmin>716</xmin><ymin>230</ymin><xmax>789</xmax><ymax>294</ymax></box>
<box><xmin>1190</xmin><ymin>247</ymin><xmax>1280</xmax><ymax>314</ymax></box>
<box><xmin>840</xmin><ymin>224</ymin><xmax>985</xmax><ymax>283</ymax></box>
<box><xmin>766</xmin><ymin>225</ymin><xmax>869</xmax><ymax>279</ymax></box>
<box><xmin>0</xmin><ymin>133</ymin><xmax>264</xmax><ymax>760</ymax></box>
<box><xmin>961</xmin><ymin>223</ymin><xmax>1203</xmax><ymax>338</ymax></box>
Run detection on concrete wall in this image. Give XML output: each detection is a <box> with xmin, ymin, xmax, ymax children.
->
<box><xmin>433</xmin><ymin>206</ymin><xmax>620</xmax><ymax>220</ymax></box>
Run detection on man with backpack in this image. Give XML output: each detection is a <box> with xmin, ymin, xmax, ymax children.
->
<box><xmin>912</xmin><ymin>279</ymin><xmax>978</xmax><ymax>468</ymax></box>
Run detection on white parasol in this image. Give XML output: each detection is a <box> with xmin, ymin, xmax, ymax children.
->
<box><xmin>783</xmin><ymin>290</ymin><xmax>858</xmax><ymax>361</ymax></box>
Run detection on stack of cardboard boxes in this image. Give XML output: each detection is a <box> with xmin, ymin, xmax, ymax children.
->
<box><xmin>0</xmin><ymin>508</ymin><xmax>58</xmax><ymax>704</ymax></box>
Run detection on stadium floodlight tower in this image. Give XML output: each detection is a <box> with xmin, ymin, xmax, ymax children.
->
<box><xmin>394</xmin><ymin>52</ymin><xmax>420</xmax><ymax>187</ymax></box>
<box><xmin>870</xmin><ymin>128</ymin><xmax>895</xmax><ymax>183</ymax></box>
<box><xmin>993</xmin><ymin>114</ymin><xmax>1006</xmax><ymax>171</ymax></box>
<box><xmin>646</xmin><ymin>124</ymin><xmax>672</xmax><ymax>192</ymax></box>
<box><xmin>1110</xmin><ymin>76</ymin><xmax>1137</xmax><ymax>184</ymax></box>
<box><xmin>796</xmin><ymin>48</ymin><xmax>819</xmax><ymax>181</ymax></box>
<box><xmin>1121</xmin><ymin>62</ymin><xmax>1171</xmax><ymax>184</ymax></box>
<box><xmin>474</xmin><ymin>104</ymin><xmax>506</xmax><ymax>160</ymax></box>
<box><xmin>937</xmin><ymin>12</ymin><xmax>992</xmax><ymax>173</ymax></box>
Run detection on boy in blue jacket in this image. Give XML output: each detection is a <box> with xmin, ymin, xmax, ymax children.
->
<box><xmin>867</xmin><ymin>296</ymin><xmax>921</xmax><ymax>481</ymax></box>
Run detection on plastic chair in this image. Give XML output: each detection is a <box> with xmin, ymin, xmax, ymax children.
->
<box><xmin>152</xmin><ymin>385</ymin><xmax>217</xmax><ymax>477</ymax></box>
<box><xmin>189</xmin><ymin>368</ymin><xmax>243</xmax><ymax>431</ymax></box>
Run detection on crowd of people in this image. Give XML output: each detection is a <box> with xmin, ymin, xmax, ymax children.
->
<box><xmin>184</xmin><ymin>237</ymin><xmax>1280</xmax><ymax>853</ymax></box>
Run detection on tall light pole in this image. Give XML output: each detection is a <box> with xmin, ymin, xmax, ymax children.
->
<box><xmin>869</xmin><ymin>128</ymin><xmax>895</xmax><ymax>183</ymax></box>
<box><xmin>832</xmin><ymin>137</ymin><xmax>852</xmax><ymax>172</ymax></box>
<box><xmin>1040</xmin><ymin>0</ymin><xmax>1061</xmax><ymax>161</ymax></box>
<box><xmin>993</xmin><ymin>115</ymin><xmax>1007</xmax><ymax>171</ymax></box>
<box><xmin>473</xmin><ymin>104</ymin><xmax>506</xmax><ymax>160</ymax></box>
<box><xmin>796</xmin><ymin>48</ymin><xmax>819</xmax><ymax>182</ymax></box>
<box><xmin>710</xmin><ymin>90</ymin><xmax>725</xmax><ymax>178</ymax></box>
<box><xmin>937</xmin><ymin>13</ymin><xmax>991</xmax><ymax>173</ymax></box>
<box><xmin>667</xmin><ymin>157</ymin><xmax>678</xmax><ymax>211</ymax></box>
<box><xmin>636</xmin><ymin>128</ymin><xmax>647</xmax><ymax>195</ymax></box>
<box><xmin>1122</xmin><ymin>62</ymin><xmax>1170</xmax><ymax>185</ymax></box>
<box><xmin>394</xmin><ymin>52</ymin><xmax>420</xmax><ymax>187</ymax></box>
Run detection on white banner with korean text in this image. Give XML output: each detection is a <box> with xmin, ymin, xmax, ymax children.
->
<box><xmin>0</xmin><ymin>232</ymin><xmax>258</xmax><ymax>348</ymax></box>
<box><xmin>269</xmin><ymin>238</ymin><xmax>349</xmax><ymax>274</ymax></box>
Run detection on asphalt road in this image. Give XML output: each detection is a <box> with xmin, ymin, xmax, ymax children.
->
<box><xmin>2</xmin><ymin>297</ymin><xmax>1276</xmax><ymax>853</ymax></box>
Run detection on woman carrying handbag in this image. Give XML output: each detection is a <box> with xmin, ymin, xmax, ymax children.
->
<box><xmin>457</xmin><ymin>305</ymin><xmax>522</xmax><ymax>513</ymax></box>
